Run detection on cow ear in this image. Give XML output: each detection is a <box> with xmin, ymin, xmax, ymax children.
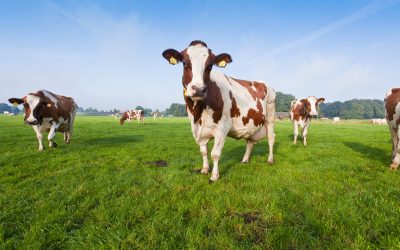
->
<box><xmin>214</xmin><ymin>53</ymin><xmax>232</xmax><ymax>68</ymax></box>
<box><xmin>300</xmin><ymin>99</ymin><xmax>307</xmax><ymax>105</ymax></box>
<box><xmin>317</xmin><ymin>98</ymin><xmax>325</xmax><ymax>103</ymax></box>
<box><xmin>8</xmin><ymin>98</ymin><xmax>23</xmax><ymax>106</ymax></box>
<box><xmin>162</xmin><ymin>49</ymin><xmax>183</xmax><ymax>65</ymax></box>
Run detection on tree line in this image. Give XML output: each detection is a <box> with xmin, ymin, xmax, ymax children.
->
<box><xmin>0</xmin><ymin>93</ymin><xmax>385</xmax><ymax>119</ymax></box>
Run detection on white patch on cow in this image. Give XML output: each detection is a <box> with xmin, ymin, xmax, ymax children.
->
<box><xmin>389</xmin><ymin>102</ymin><xmax>400</xmax><ymax>129</ymax></box>
<box><xmin>307</xmin><ymin>96</ymin><xmax>319</xmax><ymax>116</ymax></box>
<box><xmin>26</xmin><ymin>95</ymin><xmax>40</xmax><ymax>123</ymax></box>
<box><xmin>42</xmin><ymin>90</ymin><xmax>58</xmax><ymax>108</ymax></box>
<box><xmin>186</xmin><ymin>45</ymin><xmax>210</xmax><ymax>97</ymax></box>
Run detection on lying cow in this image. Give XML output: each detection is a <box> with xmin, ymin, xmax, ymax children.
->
<box><xmin>162</xmin><ymin>40</ymin><xmax>276</xmax><ymax>182</ymax></box>
<box><xmin>289</xmin><ymin>96</ymin><xmax>325</xmax><ymax>145</ymax></box>
<box><xmin>120</xmin><ymin>110</ymin><xmax>144</xmax><ymax>125</ymax></box>
<box><xmin>385</xmin><ymin>88</ymin><xmax>400</xmax><ymax>169</ymax></box>
<box><xmin>8</xmin><ymin>90</ymin><xmax>77</xmax><ymax>151</ymax></box>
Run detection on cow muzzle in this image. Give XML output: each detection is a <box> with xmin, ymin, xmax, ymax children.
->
<box><xmin>186</xmin><ymin>85</ymin><xmax>207</xmax><ymax>100</ymax></box>
<box><xmin>25</xmin><ymin>120</ymin><xmax>39</xmax><ymax>125</ymax></box>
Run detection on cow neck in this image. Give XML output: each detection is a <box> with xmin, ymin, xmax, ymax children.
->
<box><xmin>184</xmin><ymin>78</ymin><xmax>223</xmax><ymax>124</ymax></box>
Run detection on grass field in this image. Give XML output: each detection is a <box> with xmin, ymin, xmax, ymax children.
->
<box><xmin>1</xmin><ymin>115</ymin><xmax>400</xmax><ymax>249</ymax></box>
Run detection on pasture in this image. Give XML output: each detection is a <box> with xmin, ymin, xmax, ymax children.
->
<box><xmin>1</xmin><ymin>115</ymin><xmax>399</xmax><ymax>249</ymax></box>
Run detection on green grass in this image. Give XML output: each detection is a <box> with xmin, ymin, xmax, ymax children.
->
<box><xmin>1</xmin><ymin>115</ymin><xmax>400</xmax><ymax>249</ymax></box>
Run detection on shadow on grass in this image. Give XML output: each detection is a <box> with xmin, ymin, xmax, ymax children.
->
<box><xmin>80</xmin><ymin>135</ymin><xmax>144</xmax><ymax>146</ymax></box>
<box><xmin>344</xmin><ymin>141</ymin><xmax>389</xmax><ymax>164</ymax></box>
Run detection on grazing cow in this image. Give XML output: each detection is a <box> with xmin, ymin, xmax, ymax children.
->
<box><xmin>289</xmin><ymin>96</ymin><xmax>325</xmax><ymax>145</ymax></box>
<box><xmin>120</xmin><ymin>110</ymin><xmax>144</xmax><ymax>125</ymax></box>
<box><xmin>153</xmin><ymin>113</ymin><xmax>158</xmax><ymax>119</ymax></box>
<box><xmin>162</xmin><ymin>40</ymin><xmax>276</xmax><ymax>182</ymax></box>
<box><xmin>371</xmin><ymin>118</ymin><xmax>386</xmax><ymax>125</ymax></box>
<box><xmin>333</xmin><ymin>117</ymin><xmax>340</xmax><ymax>124</ymax></box>
<box><xmin>384</xmin><ymin>88</ymin><xmax>400</xmax><ymax>169</ymax></box>
<box><xmin>8</xmin><ymin>90</ymin><xmax>77</xmax><ymax>151</ymax></box>
<box><xmin>3</xmin><ymin>111</ymin><xmax>10</xmax><ymax>115</ymax></box>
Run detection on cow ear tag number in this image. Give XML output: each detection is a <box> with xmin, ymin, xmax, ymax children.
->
<box><xmin>218</xmin><ymin>60</ymin><xmax>226</xmax><ymax>68</ymax></box>
<box><xmin>169</xmin><ymin>57</ymin><xmax>177</xmax><ymax>65</ymax></box>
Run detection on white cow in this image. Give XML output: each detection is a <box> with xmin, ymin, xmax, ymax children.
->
<box><xmin>333</xmin><ymin>117</ymin><xmax>340</xmax><ymax>124</ymax></box>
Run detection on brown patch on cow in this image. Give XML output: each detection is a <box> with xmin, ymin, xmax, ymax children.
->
<box><xmin>229</xmin><ymin>91</ymin><xmax>241</xmax><ymax>118</ymax></box>
<box><xmin>185</xmin><ymin>96</ymin><xmax>206</xmax><ymax>124</ymax></box>
<box><xmin>120</xmin><ymin>112</ymin><xmax>129</xmax><ymax>125</ymax></box>
<box><xmin>231</xmin><ymin>78</ymin><xmax>266</xmax><ymax>101</ymax></box>
<box><xmin>242</xmin><ymin>100</ymin><xmax>264</xmax><ymax>126</ymax></box>
<box><xmin>385</xmin><ymin>88</ymin><xmax>400</xmax><ymax>122</ymax></box>
<box><xmin>146</xmin><ymin>160</ymin><xmax>168</xmax><ymax>167</ymax></box>
<box><xmin>205</xmin><ymin>80</ymin><xmax>224</xmax><ymax>124</ymax></box>
<box><xmin>291</xmin><ymin>99</ymin><xmax>311</xmax><ymax>121</ymax></box>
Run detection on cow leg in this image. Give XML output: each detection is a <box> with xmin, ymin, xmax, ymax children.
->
<box><xmin>210</xmin><ymin>133</ymin><xmax>227</xmax><ymax>182</ymax></box>
<box><xmin>266</xmin><ymin>122</ymin><xmax>275</xmax><ymax>164</ymax></box>
<box><xmin>48</xmin><ymin>123</ymin><xmax>58</xmax><ymax>147</ymax></box>
<box><xmin>302</xmin><ymin>122</ymin><xmax>310</xmax><ymax>146</ymax></box>
<box><xmin>199</xmin><ymin>142</ymin><xmax>210</xmax><ymax>174</ymax></box>
<box><xmin>241</xmin><ymin>140</ymin><xmax>255</xmax><ymax>163</ymax></box>
<box><xmin>293</xmin><ymin>121</ymin><xmax>299</xmax><ymax>144</ymax></box>
<box><xmin>33</xmin><ymin>125</ymin><xmax>44</xmax><ymax>151</ymax></box>
<box><xmin>389</xmin><ymin>126</ymin><xmax>398</xmax><ymax>160</ymax></box>
<box><xmin>390</xmin><ymin>127</ymin><xmax>400</xmax><ymax>169</ymax></box>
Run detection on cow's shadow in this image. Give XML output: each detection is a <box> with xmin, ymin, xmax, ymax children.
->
<box><xmin>343</xmin><ymin>141</ymin><xmax>389</xmax><ymax>163</ymax></box>
<box><xmin>80</xmin><ymin>135</ymin><xmax>144</xmax><ymax>146</ymax></box>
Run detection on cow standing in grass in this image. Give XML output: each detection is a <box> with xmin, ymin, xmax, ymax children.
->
<box><xmin>8</xmin><ymin>90</ymin><xmax>77</xmax><ymax>151</ymax></box>
<box><xmin>290</xmin><ymin>96</ymin><xmax>325</xmax><ymax>146</ymax></box>
<box><xmin>120</xmin><ymin>110</ymin><xmax>144</xmax><ymax>125</ymax></box>
<box><xmin>162</xmin><ymin>40</ymin><xmax>276</xmax><ymax>182</ymax></box>
<box><xmin>384</xmin><ymin>88</ymin><xmax>400</xmax><ymax>169</ymax></box>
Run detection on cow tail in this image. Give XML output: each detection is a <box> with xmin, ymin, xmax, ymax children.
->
<box><xmin>266</xmin><ymin>86</ymin><xmax>276</xmax><ymax>124</ymax></box>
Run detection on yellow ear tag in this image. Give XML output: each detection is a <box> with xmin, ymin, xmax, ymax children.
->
<box><xmin>183</xmin><ymin>88</ymin><xmax>187</xmax><ymax>96</ymax></box>
<box><xmin>218</xmin><ymin>60</ymin><xmax>226</xmax><ymax>68</ymax></box>
<box><xmin>169</xmin><ymin>57</ymin><xmax>177</xmax><ymax>65</ymax></box>
<box><xmin>47</xmin><ymin>103</ymin><xmax>52</xmax><ymax>108</ymax></box>
<box><xmin>13</xmin><ymin>102</ymin><xmax>18</xmax><ymax>107</ymax></box>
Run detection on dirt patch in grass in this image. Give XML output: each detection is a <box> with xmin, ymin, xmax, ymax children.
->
<box><xmin>146</xmin><ymin>160</ymin><xmax>168</xmax><ymax>167</ymax></box>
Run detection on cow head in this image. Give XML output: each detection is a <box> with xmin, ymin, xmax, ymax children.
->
<box><xmin>300</xmin><ymin>96</ymin><xmax>325</xmax><ymax>116</ymax></box>
<box><xmin>120</xmin><ymin>112</ymin><xmax>129</xmax><ymax>125</ymax></box>
<box><xmin>162</xmin><ymin>40</ymin><xmax>232</xmax><ymax>100</ymax></box>
<box><xmin>8</xmin><ymin>93</ymin><xmax>54</xmax><ymax>125</ymax></box>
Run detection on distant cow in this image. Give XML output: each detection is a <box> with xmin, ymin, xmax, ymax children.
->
<box><xmin>385</xmin><ymin>88</ymin><xmax>400</xmax><ymax>169</ymax></box>
<box><xmin>8</xmin><ymin>90</ymin><xmax>77</xmax><ymax>151</ymax></box>
<box><xmin>333</xmin><ymin>117</ymin><xmax>340</xmax><ymax>124</ymax></box>
<box><xmin>120</xmin><ymin>110</ymin><xmax>144</xmax><ymax>124</ymax></box>
<box><xmin>371</xmin><ymin>118</ymin><xmax>386</xmax><ymax>125</ymax></box>
<box><xmin>153</xmin><ymin>113</ymin><xmax>158</xmax><ymax>119</ymax></box>
<box><xmin>289</xmin><ymin>96</ymin><xmax>325</xmax><ymax>145</ymax></box>
<box><xmin>162</xmin><ymin>40</ymin><xmax>276</xmax><ymax>182</ymax></box>
<box><xmin>3</xmin><ymin>111</ymin><xmax>10</xmax><ymax>115</ymax></box>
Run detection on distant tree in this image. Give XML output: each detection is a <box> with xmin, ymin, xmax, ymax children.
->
<box><xmin>275</xmin><ymin>92</ymin><xmax>296</xmax><ymax>112</ymax></box>
<box><xmin>0</xmin><ymin>103</ymin><xmax>20</xmax><ymax>114</ymax></box>
<box><xmin>76</xmin><ymin>106</ymin><xmax>85</xmax><ymax>113</ymax></box>
<box><xmin>165</xmin><ymin>103</ymin><xmax>187</xmax><ymax>116</ymax></box>
<box><xmin>319</xmin><ymin>99</ymin><xmax>384</xmax><ymax>119</ymax></box>
<box><xmin>135</xmin><ymin>106</ymin><xmax>144</xmax><ymax>111</ymax></box>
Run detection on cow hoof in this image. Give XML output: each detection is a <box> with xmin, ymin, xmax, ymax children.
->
<box><xmin>267</xmin><ymin>160</ymin><xmax>274</xmax><ymax>165</ymax></box>
<box><xmin>241</xmin><ymin>160</ymin><xmax>249</xmax><ymax>164</ymax></box>
<box><xmin>64</xmin><ymin>140</ymin><xmax>70</xmax><ymax>144</ymax></box>
<box><xmin>38</xmin><ymin>148</ymin><xmax>44</xmax><ymax>151</ymax></box>
<box><xmin>209</xmin><ymin>175</ymin><xmax>219</xmax><ymax>182</ymax></box>
<box><xmin>200</xmin><ymin>168</ymin><xmax>209</xmax><ymax>174</ymax></box>
<box><xmin>390</xmin><ymin>163</ymin><xmax>398</xmax><ymax>170</ymax></box>
<box><xmin>50</xmin><ymin>142</ymin><xmax>57</xmax><ymax>148</ymax></box>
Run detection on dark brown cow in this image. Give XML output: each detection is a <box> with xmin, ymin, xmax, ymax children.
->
<box><xmin>8</xmin><ymin>90</ymin><xmax>77</xmax><ymax>151</ymax></box>
<box><xmin>289</xmin><ymin>96</ymin><xmax>325</xmax><ymax>145</ymax></box>
<box><xmin>162</xmin><ymin>40</ymin><xmax>276</xmax><ymax>182</ymax></box>
<box><xmin>385</xmin><ymin>88</ymin><xmax>400</xmax><ymax>169</ymax></box>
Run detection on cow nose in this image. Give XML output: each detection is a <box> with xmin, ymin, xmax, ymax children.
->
<box><xmin>191</xmin><ymin>85</ymin><xmax>207</xmax><ymax>96</ymax></box>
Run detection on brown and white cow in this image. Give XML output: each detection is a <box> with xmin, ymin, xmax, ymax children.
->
<box><xmin>384</xmin><ymin>88</ymin><xmax>400</xmax><ymax>169</ymax></box>
<box><xmin>162</xmin><ymin>40</ymin><xmax>276</xmax><ymax>182</ymax></box>
<box><xmin>120</xmin><ymin>110</ymin><xmax>144</xmax><ymax>125</ymax></box>
<box><xmin>289</xmin><ymin>96</ymin><xmax>325</xmax><ymax>146</ymax></box>
<box><xmin>8</xmin><ymin>90</ymin><xmax>77</xmax><ymax>151</ymax></box>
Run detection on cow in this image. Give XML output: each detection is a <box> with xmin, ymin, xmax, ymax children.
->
<box><xmin>120</xmin><ymin>110</ymin><xmax>144</xmax><ymax>125</ymax></box>
<box><xmin>289</xmin><ymin>96</ymin><xmax>325</xmax><ymax>145</ymax></box>
<box><xmin>153</xmin><ymin>113</ymin><xmax>158</xmax><ymax>119</ymax></box>
<box><xmin>3</xmin><ymin>111</ymin><xmax>10</xmax><ymax>115</ymax></box>
<box><xmin>162</xmin><ymin>40</ymin><xmax>276</xmax><ymax>182</ymax></box>
<box><xmin>333</xmin><ymin>117</ymin><xmax>340</xmax><ymax>124</ymax></box>
<box><xmin>384</xmin><ymin>88</ymin><xmax>400</xmax><ymax>169</ymax></box>
<box><xmin>8</xmin><ymin>90</ymin><xmax>77</xmax><ymax>151</ymax></box>
<box><xmin>371</xmin><ymin>118</ymin><xmax>386</xmax><ymax>125</ymax></box>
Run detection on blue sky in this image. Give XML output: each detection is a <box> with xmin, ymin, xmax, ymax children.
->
<box><xmin>0</xmin><ymin>0</ymin><xmax>399</xmax><ymax>110</ymax></box>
